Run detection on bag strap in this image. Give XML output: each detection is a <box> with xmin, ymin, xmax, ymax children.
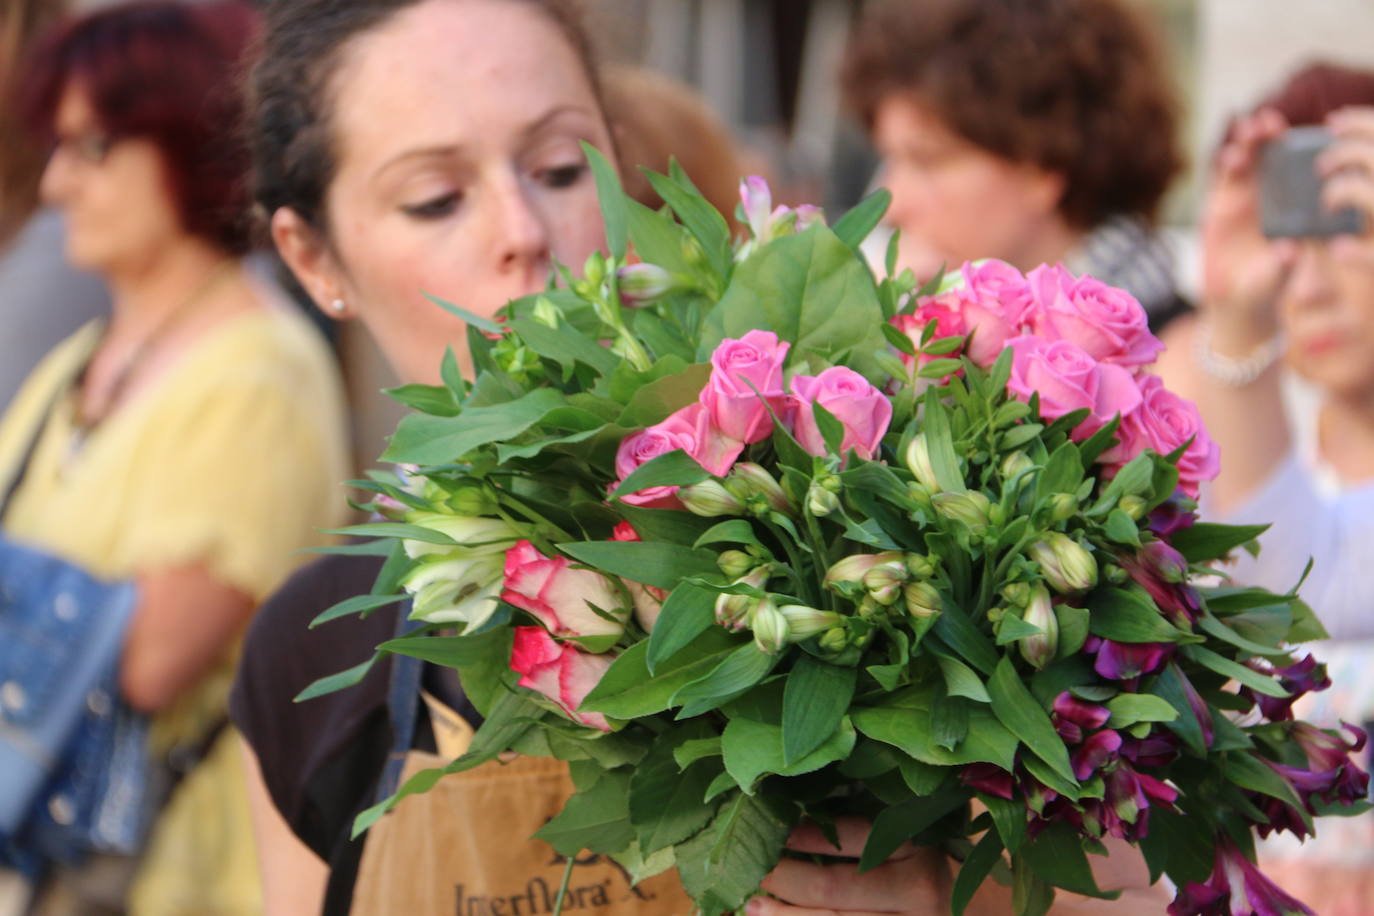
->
<box><xmin>0</xmin><ymin>378</ymin><xmax>74</xmax><ymax>522</ymax></box>
<box><xmin>376</xmin><ymin>606</ymin><xmax>424</xmax><ymax>805</ymax></box>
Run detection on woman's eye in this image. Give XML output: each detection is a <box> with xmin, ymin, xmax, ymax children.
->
<box><xmin>401</xmin><ymin>191</ymin><xmax>461</xmax><ymax>219</ymax></box>
<box><xmin>541</xmin><ymin>163</ymin><xmax>586</xmax><ymax>189</ymax></box>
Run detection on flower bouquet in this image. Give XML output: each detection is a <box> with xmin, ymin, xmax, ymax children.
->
<box><xmin>308</xmin><ymin>148</ymin><xmax>1370</xmax><ymax>916</ymax></box>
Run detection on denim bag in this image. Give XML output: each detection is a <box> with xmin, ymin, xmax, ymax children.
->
<box><xmin>0</xmin><ymin>536</ymin><xmax>154</xmax><ymax>869</ymax></box>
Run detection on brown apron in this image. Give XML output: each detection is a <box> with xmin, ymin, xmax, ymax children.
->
<box><xmin>350</xmin><ymin>694</ymin><xmax>693</xmax><ymax>916</ymax></box>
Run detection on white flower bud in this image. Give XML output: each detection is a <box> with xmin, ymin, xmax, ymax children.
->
<box><xmin>532</xmin><ymin>296</ymin><xmax>562</xmax><ymax>328</ymax></box>
<box><xmin>717</xmin><ymin>550</ymin><xmax>758</xmax><ymax>580</ymax></box>
<box><xmin>932</xmin><ymin>491</ymin><xmax>991</xmax><ymax>530</ymax></box>
<box><xmin>863</xmin><ymin>559</ymin><xmax>908</xmax><ymax>605</ymax></box>
<box><xmin>1000</xmin><ymin>450</ymin><xmax>1034</xmax><ymax>482</ymax></box>
<box><xmin>680</xmin><ymin>479</ymin><xmax>746</xmax><ymax>517</ymax></box>
<box><xmin>1118</xmin><ymin>495</ymin><xmax>1147</xmax><ymax>520</ymax></box>
<box><xmin>728</xmin><ymin>463</ymin><xmax>792</xmax><ymax>515</ymax></box>
<box><xmin>806</xmin><ymin>481</ymin><xmax>840</xmax><ymax>517</ymax></box>
<box><xmin>904</xmin><ymin>434</ymin><xmax>940</xmax><ymax>491</ymax></box>
<box><xmin>1018</xmin><ymin>585</ymin><xmax>1059</xmax><ymax>669</ymax></box>
<box><xmin>825</xmin><ymin>551</ymin><xmax>903</xmax><ymax>588</ymax></box>
<box><xmin>1048</xmin><ymin>492</ymin><xmax>1078</xmax><ymax>521</ymax></box>
<box><xmin>750</xmin><ymin>599</ymin><xmax>789</xmax><ymax>654</ymax></box>
<box><xmin>779</xmin><ymin>605</ymin><xmax>845</xmax><ymax>641</ymax></box>
<box><xmin>904</xmin><ymin>580</ymin><xmax>942</xmax><ymax>619</ymax></box>
<box><xmin>617</xmin><ymin>263</ymin><xmax>676</xmax><ymax>303</ymax></box>
<box><xmin>1030</xmin><ymin>532</ymin><xmax>1098</xmax><ymax>594</ymax></box>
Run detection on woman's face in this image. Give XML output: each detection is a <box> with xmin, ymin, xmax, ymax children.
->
<box><xmin>1279</xmin><ymin>239</ymin><xmax>1374</xmax><ymax>397</ymax></box>
<box><xmin>872</xmin><ymin>95</ymin><xmax>1065</xmax><ymax>281</ymax></box>
<box><xmin>294</xmin><ymin>0</ymin><xmax>610</xmax><ymax>385</ymax></box>
<box><xmin>40</xmin><ymin>83</ymin><xmax>184</xmax><ymax>273</ymax></box>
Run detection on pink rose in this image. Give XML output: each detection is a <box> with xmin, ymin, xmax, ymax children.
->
<box><xmin>702</xmin><ymin>331</ymin><xmax>790</xmax><ymax>443</ymax></box>
<box><xmin>1100</xmin><ymin>374</ymin><xmax>1220</xmax><ymax>498</ymax></box>
<box><xmin>788</xmin><ymin>367</ymin><xmax>893</xmax><ymax>461</ymax></box>
<box><xmin>509</xmin><ymin>626</ymin><xmax>613</xmax><ymax>732</ymax></box>
<box><xmin>1005</xmin><ymin>335</ymin><xmax>1143</xmax><ymax>440</ymax></box>
<box><xmin>610</xmin><ymin>522</ymin><xmax>666</xmax><ymax>631</ymax></box>
<box><xmin>1025</xmin><ymin>264</ymin><xmax>1163</xmax><ymax>370</ymax></box>
<box><xmin>613</xmin><ymin>404</ymin><xmax>743</xmax><ymax>506</ymax></box>
<box><xmin>904</xmin><ymin>261</ymin><xmax>1031</xmax><ymax>367</ymax></box>
<box><xmin>502</xmin><ymin>540</ymin><xmax>628</xmax><ymax>638</ymax></box>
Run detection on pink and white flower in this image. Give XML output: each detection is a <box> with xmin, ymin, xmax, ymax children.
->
<box><xmin>509</xmin><ymin>626</ymin><xmax>614</xmax><ymax>732</ymax></box>
<box><xmin>501</xmin><ymin>540</ymin><xmax>628</xmax><ymax>639</ymax></box>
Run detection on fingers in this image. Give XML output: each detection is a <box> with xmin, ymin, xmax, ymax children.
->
<box><xmin>1321</xmin><ymin>171</ymin><xmax>1374</xmax><ymax>220</ymax></box>
<box><xmin>782</xmin><ymin>818</ymin><xmax>918</xmax><ymax>859</ymax></box>
<box><xmin>746</xmin><ymin>899</ymin><xmax>889</xmax><ymax>916</ymax></box>
<box><xmin>759</xmin><ymin>855</ymin><xmax>948</xmax><ymax>914</ymax></box>
<box><xmin>1329</xmin><ymin>105</ymin><xmax>1374</xmax><ymax>141</ymax></box>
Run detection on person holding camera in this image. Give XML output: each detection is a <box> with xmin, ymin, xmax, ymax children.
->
<box><xmin>1155</xmin><ymin>62</ymin><xmax>1374</xmax><ymax>915</ymax></box>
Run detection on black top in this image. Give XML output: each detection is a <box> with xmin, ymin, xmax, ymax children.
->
<box><xmin>229</xmin><ymin>552</ymin><xmax>476</xmax><ymax>914</ymax></box>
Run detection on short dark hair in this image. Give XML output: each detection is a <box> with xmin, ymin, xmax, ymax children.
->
<box><xmin>19</xmin><ymin>1</ymin><xmax>262</xmax><ymax>253</ymax></box>
<box><xmin>841</xmin><ymin>0</ymin><xmax>1183</xmax><ymax>230</ymax></box>
<box><xmin>248</xmin><ymin>0</ymin><xmax>603</xmax><ymax>235</ymax></box>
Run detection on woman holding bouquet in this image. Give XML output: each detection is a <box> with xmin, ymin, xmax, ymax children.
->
<box><xmin>232</xmin><ymin>1</ymin><xmax>1165</xmax><ymax>913</ymax></box>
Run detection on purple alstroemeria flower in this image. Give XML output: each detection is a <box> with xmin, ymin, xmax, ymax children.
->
<box><xmin>1120</xmin><ymin>541</ymin><xmax>1201</xmax><ymax>627</ymax></box>
<box><xmin>1244</xmin><ymin>656</ymin><xmax>1331</xmax><ymax>723</ymax></box>
<box><xmin>1290</xmin><ymin>722</ymin><xmax>1371</xmax><ymax>806</ymax></box>
<box><xmin>1148</xmin><ymin>495</ymin><xmax>1198</xmax><ymax>539</ymax></box>
<box><xmin>1052</xmin><ymin>691</ymin><xmax>1111</xmax><ymax>744</ymax></box>
<box><xmin>1252</xmin><ymin>758</ymin><xmax>1334</xmax><ymax>840</ymax></box>
<box><xmin>1099</xmin><ymin>762</ymin><xmax>1179</xmax><ymax>841</ymax></box>
<box><xmin>1072</xmin><ymin>729</ymin><xmax>1123</xmax><ymax>780</ymax></box>
<box><xmin>1169</xmin><ymin>837</ymin><xmax>1314</xmax><ymax>916</ymax></box>
<box><xmin>1020</xmin><ymin>772</ymin><xmax>1059</xmax><ymax>816</ymax></box>
<box><xmin>1121</xmin><ymin>732</ymin><xmax>1182</xmax><ymax>769</ymax></box>
<box><xmin>1085</xmin><ymin>636</ymin><xmax>1173</xmax><ymax>680</ymax></box>
<box><xmin>960</xmin><ymin>762</ymin><xmax>1015</xmax><ymax>800</ymax></box>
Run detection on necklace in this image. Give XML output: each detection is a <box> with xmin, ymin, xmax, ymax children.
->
<box><xmin>65</xmin><ymin>260</ymin><xmax>237</xmax><ymax>467</ymax></box>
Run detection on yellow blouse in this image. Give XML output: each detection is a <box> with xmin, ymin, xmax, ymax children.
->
<box><xmin>0</xmin><ymin>301</ymin><xmax>351</xmax><ymax>915</ymax></box>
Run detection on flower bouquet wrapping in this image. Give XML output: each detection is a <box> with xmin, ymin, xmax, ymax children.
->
<box><xmin>307</xmin><ymin>148</ymin><xmax>1371</xmax><ymax>916</ymax></box>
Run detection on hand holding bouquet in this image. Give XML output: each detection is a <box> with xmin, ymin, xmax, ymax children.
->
<box><xmin>312</xmin><ymin>150</ymin><xmax>1369</xmax><ymax>916</ymax></box>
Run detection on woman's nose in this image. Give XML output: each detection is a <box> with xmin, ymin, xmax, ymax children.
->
<box><xmin>39</xmin><ymin>146</ymin><xmax>75</xmax><ymax>206</ymax></box>
<box><xmin>492</xmin><ymin>174</ymin><xmax>551</xmax><ymax>276</ymax></box>
<box><xmin>1285</xmin><ymin>241</ymin><xmax>1339</xmax><ymax>312</ymax></box>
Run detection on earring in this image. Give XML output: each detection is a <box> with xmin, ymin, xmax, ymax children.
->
<box><xmin>330</xmin><ymin>298</ymin><xmax>346</xmax><ymax>314</ymax></box>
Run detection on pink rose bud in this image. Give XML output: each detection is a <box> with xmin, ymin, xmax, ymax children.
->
<box><xmin>701</xmin><ymin>331</ymin><xmax>790</xmax><ymax>444</ymax></box>
<box><xmin>1004</xmin><ymin>335</ymin><xmax>1143</xmax><ymax>441</ymax></box>
<box><xmin>509</xmin><ymin>627</ymin><xmax>614</xmax><ymax>732</ymax></box>
<box><xmin>501</xmin><ymin>540</ymin><xmax>628</xmax><ymax>639</ymax></box>
<box><xmin>1024</xmin><ymin>264</ymin><xmax>1164</xmax><ymax>370</ymax></box>
<box><xmin>788</xmin><ymin>367</ymin><xmax>893</xmax><ymax>461</ymax></box>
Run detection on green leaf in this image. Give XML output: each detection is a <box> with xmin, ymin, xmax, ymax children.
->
<box><xmin>859</xmin><ymin>793</ymin><xmax>968</xmax><ymax>872</ymax></box>
<box><xmin>1152</xmin><ymin>663</ymin><xmax>1208</xmax><ymax>755</ymax></box>
<box><xmin>1022</xmin><ymin>821</ymin><xmax>1112</xmax><ymax>898</ymax></box>
<box><xmin>377</xmin><ymin>628</ymin><xmax>511</xmax><ymax>670</ymax></box>
<box><xmin>1105</xmin><ymin>693</ymin><xmax>1179</xmax><ymax>729</ymax></box>
<box><xmin>782</xmin><ymin>657</ymin><xmax>857</xmax><ymax>765</ymax></box>
<box><xmin>581</xmin><ymin>628</ymin><xmax>741</xmax><ymax>718</ymax></box>
<box><xmin>382</xmin><ymin>388</ymin><xmax>568</xmax><ymax>464</ymax></box>
<box><xmin>507</xmin><ymin>315</ymin><xmax>620</xmax><ymax>376</ymax></box>
<box><xmin>1088</xmin><ymin>588</ymin><xmax>1187</xmax><ymax>644</ymax></box>
<box><xmin>988</xmin><ymin>657</ymin><xmax>1076</xmax><ymax>785</ymax></box>
<box><xmin>694</xmin><ymin>519</ymin><xmax>764</xmax><ymax>549</ymax></box>
<box><xmin>610</xmin><ymin>449</ymin><xmax>711</xmax><ymax>500</ymax></box>
<box><xmin>983</xmin><ymin>795</ymin><xmax>1028</xmax><ymax>855</ymax></box>
<box><xmin>938</xmin><ymin>656</ymin><xmax>991</xmax><ymax>703</ymax></box>
<box><xmin>557</xmin><ymin>540</ymin><xmax>720</xmax><ymax>593</ymax></box>
<box><xmin>646</xmin><ymin>583</ymin><xmax>721</xmax><ymax>672</ymax></box>
<box><xmin>1287</xmin><ymin>597</ymin><xmax>1329</xmax><ymax>643</ymax></box>
<box><xmin>424</xmin><ymin>291</ymin><xmax>506</xmax><ymax>334</ymax></box>
<box><xmin>294</xmin><ymin>655</ymin><xmax>378</xmax><ymax>702</ymax></box>
<box><xmin>1054</xmin><ymin>604</ymin><xmax>1091</xmax><ymax>660</ymax></box>
<box><xmin>672</xmin><ymin>643</ymin><xmax>778</xmax><ymax>712</ymax></box>
<box><xmin>933</xmin><ymin>608</ymin><xmax>1000</xmax><ymax>675</ymax></box>
<box><xmin>310</xmin><ymin>593</ymin><xmax>407</xmax><ymax>628</ymax></box>
<box><xmin>675</xmin><ymin>737</ymin><xmax>724</xmax><ymax>768</ymax></box>
<box><xmin>645</xmin><ymin>166</ymin><xmax>733</xmax><ymax>277</ymax></box>
<box><xmin>616</xmin><ymin>362</ymin><xmax>713</xmax><ymax>427</ymax></box>
<box><xmin>583</xmin><ymin>141</ymin><xmax>627</xmax><ymax>258</ymax></box>
<box><xmin>323</xmin><ymin>522</ymin><xmax>458</xmax><ymax>546</ymax></box>
<box><xmin>1104</xmin><ymin>509</ymin><xmax>1142</xmax><ymax>546</ymax></box>
<box><xmin>384</xmin><ymin>383</ymin><xmax>460</xmax><ymax>416</ymax></box>
<box><xmin>1168</xmin><ymin>522</ymin><xmax>1270</xmax><ymax>563</ymax></box>
<box><xmin>1197</xmin><ymin>613</ymin><xmax>1291</xmax><ymax>657</ymax></box>
<box><xmin>833</xmin><ymin>188</ymin><xmax>891</xmax><ymax>250</ymax></box>
<box><xmin>721</xmin><ymin>717</ymin><xmax>857</xmax><ymax>791</ymax></box>
<box><xmin>921</xmin><ymin>390</ymin><xmax>967</xmax><ymax>492</ymax></box>
<box><xmin>952</xmin><ymin>832</ymin><xmax>1004</xmax><ymax>916</ymax></box>
<box><xmin>1139</xmin><ymin>808</ymin><xmax>1215</xmax><ymax>885</ymax></box>
<box><xmin>675</xmin><ymin>789</ymin><xmax>796</xmax><ymax>916</ymax></box>
<box><xmin>1183</xmin><ymin>645</ymin><xmax>1289</xmax><ymax>698</ymax></box>
<box><xmin>534</xmin><ymin>767</ymin><xmax>636</xmax><ymax>855</ymax></box>
<box><xmin>626</xmin><ymin>198</ymin><xmax>696</xmax><ymax>276</ymax></box>
<box><xmin>851</xmin><ymin>689</ymin><xmax>1018</xmax><ymax>771</ymax></box>
<box><xmin>699</xmin><ymin>227</ymin><xmax>887</xmax><ymax>381</ymax></box>
<box><xmin>629</xmin><ymin>727</ymin><xmax>722</xmax><ymax>854</ymax></box>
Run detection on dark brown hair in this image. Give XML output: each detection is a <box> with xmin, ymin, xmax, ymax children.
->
<box><xmin>841</xmin><ymin>0</ymin><xmax>1183</xmax><ymax>230</ymax></box>
<box><xmin>1</xmin><ymin>0</ymin><xmax>70</xmax><ymax>245</ymax></box>
<box><xmin>1253</xmin><ymin>62</ymin><xmax>1374</xmax><ymax>129</ymax></box>
<box><xmin>19</xmin><ymin>0</ymin><xmax>262</xmax><ymax>253</ymax></box>
<box><xmin>249</xmin><ymin>0</ymin><xmax>603</xmax><ymax>234</ymax></box>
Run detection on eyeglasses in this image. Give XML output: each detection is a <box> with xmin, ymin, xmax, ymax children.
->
<box><xmin>49</xmin><ymin>131</ymin><xmax>119</xmax><ymax>166</ymax></box>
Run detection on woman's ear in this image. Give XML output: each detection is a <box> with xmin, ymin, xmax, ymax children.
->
<box><xmin>270</xmin><ymin>207</ymin><xmax>348</xmax><ymax>319</ymax></box>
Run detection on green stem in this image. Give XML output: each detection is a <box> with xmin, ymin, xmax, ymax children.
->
<box><xmin>551</xmin><ymin>856</ymin><xmax>576</xmax><ymax>916</ymax></box>
<box><xmin>762</xmin><ymin>516</ymin><xmax>816</xmax><ymax>607</ymax></box>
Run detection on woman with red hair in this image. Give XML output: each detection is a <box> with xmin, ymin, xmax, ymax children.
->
<box><xmin>0</xmin><ymin>2</ymin><xmax>349</xmax><ymax>912</ymax></box>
